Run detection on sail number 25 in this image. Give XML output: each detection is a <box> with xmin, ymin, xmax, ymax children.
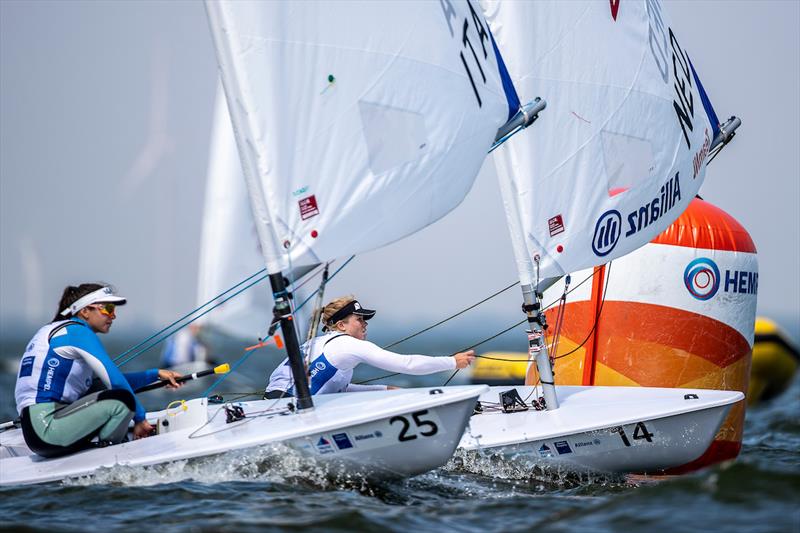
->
<box><xmin>390</xmin><ymin>410</ymin><xmax>439</xmax><ymax>442</ymax></box>
<box><xmin>612</xmin><ymin>422</ymin><xmax>655</xmax><ymax>447</ymax></box>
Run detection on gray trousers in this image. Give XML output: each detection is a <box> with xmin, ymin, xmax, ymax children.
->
<box><xmin>22</xmin><ymin>389</ymin><xmax>136</xmax><ymax>458</ymax></box>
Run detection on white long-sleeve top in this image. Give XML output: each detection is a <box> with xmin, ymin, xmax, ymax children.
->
<box><xmin>266</xmin><ymin>332</ymin><xmax>456</xmax><ymax>395</ymax></box>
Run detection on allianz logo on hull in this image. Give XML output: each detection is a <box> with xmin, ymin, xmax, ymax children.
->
<box><xmin>592</xmin><ymin>173</ymin><xmax>682</xmax><ymax>257</ymax></box>
<box><xmin>684</xmin><ymin>257</ymin><xmax>758</xmax><ymax>301</ymax></box>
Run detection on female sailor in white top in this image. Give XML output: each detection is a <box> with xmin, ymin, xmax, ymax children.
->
<box><xmin>264</xmin><ymin>296</ymin><xmax>475</xmax><ymax>399</ymax></box>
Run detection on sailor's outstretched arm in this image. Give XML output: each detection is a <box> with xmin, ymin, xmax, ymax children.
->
<box><xmin>334</xmin><ymin>337</ymin><xmax>456</xmax><ymax>375</ymax></box>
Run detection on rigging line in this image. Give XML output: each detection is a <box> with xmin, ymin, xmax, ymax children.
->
<box><xmin>475</xmin><ymin>354</ymin><xmax>531</xmax><ymax>362</ymax></box>
<box><xmin>119</xmin><ymin>255</ymin><xmax>354</xmax><ymax>369</ymax></box>
<box><xmin>442</xmin><ymin>368</ymin><xmax>460</xmax><ymax>386</ymax></box>
<box><xmin>706</xmin><ymin>140</ymin><xmax>729</xmax><ymax>165</ymax></box>
<box><xmin>296</xmin><ymin>256</ymin><xmax>355</xmax><ymax>316</ymax></box>
<box><xmin>354</xmin><ymin>318</ymin><xmax>529</xmax><ymax>385</ymax></box>
<box><xmin>458</xmin><ymin>318</ymin><xmax>527</xmax><ymax>353</ymax></box>
<box><xmin>116</xmin><ymin>271</ymin><xmax>270</xmax><ymax>367</ymax></box>
<box><xmin>523</xmin><ymin>375</ymin><xmax>542</xmax><ymax>403</ymax></box>
<box><xmin>548</xmin><ymin>278</ymin><xmax>570</xmax><ymax>358</ymax></box>
<box><xmin>200</xmin><ymin>344</ymin><xmax>265</xmax><ymax>398</ymax></box>
<box><xmin>382</xmin><ymin>280</ymin><xmax>521</xmax><ymax>350</ymax></box>
<box><xmin>293</xmin><ymin>262</ymin><xmax>328</xmax><ymax>291</ymax></box>
<box><xmin>353</xmin><ymin>272</ymin><xmax>595</xmax><ymax>386</ymax></box>
<box><xmin>438</xmin><ymin>317</ymin><xmax>529</xmax><ymax>386</ymax></box>
<box><xmin>542</xmin><ymin>269</ymin><xmax>595</xmax><ymax>312</ymax></box>
<box><xmin>366</xmin><ymin>270</ymin><xmax>590</xmax><ymax>370</ymax></box>
<box><xmin>113</xmin><ymin>267</ymin><xmax>267</xmax><ymax>363</ymax></box>
<box><xmin>205</xmin><ymin>256</ymin><xmax>356</xmax><ymax>396</ymax></box>
<box><xmin>208</xmin><ymin>391</ymin><xmax>263</xmax><ymax>398</ymax></box>
<box><xmin>355</xmin><ymin>372</ymin><xmax>400</xmax><ymax>384</ymax></box>
<box><xmin>285</xmin><ymin>241</ymin><xmax>303</xmax><ymax>342</ymax></box>
<box><xmin>553</xmin><ymin>262</ymin><xmax>612</xmax><ymax>360</ymax></box>
<box><xmin>356</xmin><ymin>272</ymin><xmax>598</xmax><ymax>385</ymax></box>
<box><xmin>260</xmin><ymin>255</ymin><xmax>356</xmax><ymax>340</ymax></box>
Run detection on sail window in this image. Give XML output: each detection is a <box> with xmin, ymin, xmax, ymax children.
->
<box><xmin>358</xmin><ymin>101</ymin><xmax>429</xmax><ymax>175</ymax></box>
<box><xmin>600</xmin><ymin>130</ymin><xmax>656</xmax><ymax>196</ymax></box>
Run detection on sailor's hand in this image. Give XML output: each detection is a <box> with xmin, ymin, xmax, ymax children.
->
<box><xmin>133</xmin><ymin>420</ymin><xmax>154</xmax><ymax>440</ymax></box>
<box><xmin>454</xmin><ymin>350</ymin><xmax>476</xmax><ymax>369</ymax></box>
<box><xmin>158</xmin><ymin>369</ymin><xmax>183</xmax><ymax>389</ymax></box>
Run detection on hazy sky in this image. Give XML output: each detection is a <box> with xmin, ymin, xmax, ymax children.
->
<box><xmin>1</xmin><ymin>0</ymin><xmax>798</xmax><ymax>343</ymax></box>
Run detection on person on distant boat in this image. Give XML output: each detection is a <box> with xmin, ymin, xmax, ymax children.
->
<box><xmin>160</xmin><ymin>323</ymin><xmax>210</xmax><ymax>369</ymax></box>
<box><xmin>14</xmin><ymin>283</ymin><xmax>182</xmax><ymax>458</ymax></box>
<box><xmin>263</xmin><ymin>295</ymin><xmax>475</xmax><ymax>399</ymax></box>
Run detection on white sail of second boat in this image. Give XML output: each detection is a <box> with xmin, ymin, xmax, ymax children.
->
<box><xmin>486</xmin><ymin>0</ymin><xmax>727</xmax><ymax>282</ymax></box>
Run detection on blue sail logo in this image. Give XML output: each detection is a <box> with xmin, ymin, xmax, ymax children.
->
<box><xmin>592</xmin><ymin>210</ymin><xmax>622</xmax><ymax>257</ymax></box>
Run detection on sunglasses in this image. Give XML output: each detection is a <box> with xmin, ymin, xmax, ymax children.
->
<box><xmin>91</xmin><ymin>303</ymin><xmax>117</xmax><ymax>316</ymax></box>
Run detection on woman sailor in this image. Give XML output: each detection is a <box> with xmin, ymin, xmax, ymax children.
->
<box><xmin>264</xmin><ymin>296</ymin><xmax>475</xmax><ymax>398</ymax></box>
<box><xmin>14</xmin><ymin>283</ymin><xmax>181</xmax><ymax>458</ymax></box>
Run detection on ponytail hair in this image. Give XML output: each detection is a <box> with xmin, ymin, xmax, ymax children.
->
<box><xmin>52</xmin><ymin>283</ymin><xmax>106</xmax><ymax>322</ymax></box>
<box><xmin>321</xmin><ymin>295</ymin><xmax>356</xmax><ymax>332</ymax></box>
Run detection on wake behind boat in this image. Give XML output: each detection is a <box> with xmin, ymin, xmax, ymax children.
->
<box><xmin>460</xmin><ymin>385</ymin><xmax>742</xmax><ymax>473</ymax></box>
<box><xmin>1</xmin><ymin>385</ymin><xmax>486</xmax><ymax>486</ymax></box>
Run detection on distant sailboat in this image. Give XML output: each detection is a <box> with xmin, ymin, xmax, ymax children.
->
<box><xmin>458</xmin><ymin>0</ymin><xmax>744</xmax><ymax>473</ymax></box>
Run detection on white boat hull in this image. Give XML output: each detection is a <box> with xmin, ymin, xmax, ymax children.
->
<box><xmin>459</xmin><ymin>385</ymin><xmax>744</xmax><ymax>473</ymax></box>
<box><xmin>1</xmin><ymin>385</ymin><xmax>486</xmax><ymax>486</ymax></box>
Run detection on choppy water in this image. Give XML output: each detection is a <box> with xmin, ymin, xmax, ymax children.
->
<box><xmin>1</xmin><ymin>352</ymin><xmax>798</xmax><ymax>532</ymax></box>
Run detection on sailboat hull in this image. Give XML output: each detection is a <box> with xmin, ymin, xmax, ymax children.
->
<box><xmin>459</xmin><ymin>385</ymin><xmax>743</xmax><ymax>473</ymax></box>
<box><xmin>0</xmin><ymin>385</ymin><xmax>486</xmax><ymax>486</ymax></box>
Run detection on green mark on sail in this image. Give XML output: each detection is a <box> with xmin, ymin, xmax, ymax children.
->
<box><xmin>321</xmin><ymin>74</ymin><xmax>336</xmax><ymax>95</ymax></box>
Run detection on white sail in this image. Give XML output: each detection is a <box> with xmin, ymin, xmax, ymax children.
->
<box><xmin>205</xmin><ymin>0</ymin><xmax>517</xmax><ymax>275</ymax></box>
<box><xmin>196</xmin><ymin>87</ymin><xmax>271</xmax><ymax>340</ymax></box>
<box><xmin>196</xmin><ymin>88</ymin><xmax>320</xmax><ymax>341</ymax></box>
<box><xmin>486</xmin><ymin>0</ymin><xmax>723</xmax><ymax>282</ymax></box>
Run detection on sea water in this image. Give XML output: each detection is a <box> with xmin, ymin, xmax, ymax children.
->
<box><xmin>0</xmin><ymin>340</ymin><xmax>798</xmax><ymax>532</ymax></box>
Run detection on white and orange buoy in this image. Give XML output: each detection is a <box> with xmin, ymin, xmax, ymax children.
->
<box><xmin>536</xmin><ymin>198</ymin><xmax>757</xmax><ymax>473</ymax></box>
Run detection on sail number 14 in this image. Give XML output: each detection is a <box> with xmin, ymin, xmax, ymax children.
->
<box><xmin>612</xmin><ymin>422</ymin><xmax>655</xmax><ymax>447</ymax></box>
<box><xmin>390</xmin><ymin>410</ymin><xmax>439</xmax><ymax>442</ymax></box>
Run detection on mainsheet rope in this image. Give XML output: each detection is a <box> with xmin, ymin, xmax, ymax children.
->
<box><xmin>115</xmin><ymin>256</ymin><xmax>353</xmax><ymax>368</ymax></box>
<box><xmin>382</xmin><ymin>281</ymin><xmax>521</xmax><ymax>350</ymax></box>
<box><xmin>355</xmin><ymin>267</ymin><xmax>601</xmax><ymax>386</ymax></box>
<box><xmin>444</xmin><ymin>263</ymin><xmax>611</xmax><ymax>390</ymax></box>
<box><xmin>114</xmin><ymin>268</ymin><xmax>268</xmax><ymax>365</ymax></box>
<box><xmin>200</xmin><ymin>256</ymin><xmax>356</xmax><ymax>397</ymax></box>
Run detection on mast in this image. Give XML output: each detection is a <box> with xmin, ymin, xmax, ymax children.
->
<box><xmin>205</xmin><ymin>1</ymin><xmax>313</xmax><ymax>411</ymax></box>
<box><xmin>492</xmin><ymin>102</ymin><xmax>560</xmax><ymax>410</ymax></box>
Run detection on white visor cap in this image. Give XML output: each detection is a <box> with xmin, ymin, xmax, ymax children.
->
<box><xmin>60</xmin><ymin>286</ymin><xmax>127</xmax><ymax>316</ymax></box>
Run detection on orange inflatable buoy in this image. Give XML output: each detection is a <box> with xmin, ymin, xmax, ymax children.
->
<box><xmin>537</xmin><ymin>198</ymin><xmax>757</xmax><ymax>473</ymax></box>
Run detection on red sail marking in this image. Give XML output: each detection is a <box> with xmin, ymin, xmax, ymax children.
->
<box><xmin>609</xmin><ymin>0</ymin><xmax>620</xmax><ymax>21</ymax></box>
